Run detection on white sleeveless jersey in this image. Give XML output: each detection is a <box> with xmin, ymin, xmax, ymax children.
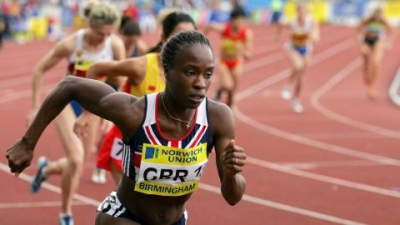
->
<box><xmin>68</xmin><ymin>29</ymin><xmax>113</xmax><ymax>77</ymax></box>
<box><xmin>290</xmin><ymin>16</ymin><xmax>314</xmax><ymax>46</ymax></box>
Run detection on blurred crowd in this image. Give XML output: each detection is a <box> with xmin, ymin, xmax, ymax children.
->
<box><xmin>0</xmin><ymin>0</ymin><xmax>249</xmax><ymax>46</ymax></box>
<box><xmin>1</xmin><ymin>0</ymin><xmax>399</xmax><ymax>48</ymax></box>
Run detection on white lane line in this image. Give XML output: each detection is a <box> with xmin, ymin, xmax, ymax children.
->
<box><xmin>0</xmin><ymin>163</ymin><xmax>101</xmax><ymax>206</ymax></box>
<box><xmin>234</xmin><ymin>42</ymin><xmax>400</xmax><ymax>167</ymax></box>
<box><xmin>281</xmin><ymin>159</ymin><xmax>382</xmax><ymax>170</ymax></box>
<box><xmin>0</xmin><ymin>156</ymin><xmax>367</xmax><ymax>224</ymax></box>
<box><xmin>229</xmin><ymin>34</ymin><xmax>400</xmax><ymax>201</ymax></box>
<box><xmin>245</xmin><ymin>156</ymin><xmax>400</xmax><ymax>199</ymax></box>
<box><xmin>388</xmin><ymin>64</ymin><xmax>400</xmax><ymax>106</ymax></box>
<box><xmin>199</xmin><ymin>183</ymin><xmax>367</xmax><ymax>225</ymax></box>
<box><xmin>296</xmin><ymin>131</ymin><xmax>384</xmax><ymax>140</ymax></box>
<box><xmin>0</xmin><ymin>84</ymin><xmax>55</xmax><ymax>104</ymax></box>
<box><xmin>236</xmin><ymin>38</ymin><xmax>356</xmax><ymax>100</ymax></box>
<box><xmin>0</xmin><ymin>201</ymin><xmax>89</xmax><ymax>209</ymax></box>
<box><xmin>310</xmin><ymin>58</ymin><xmax>400</xmax><ymax>138</ymax></box>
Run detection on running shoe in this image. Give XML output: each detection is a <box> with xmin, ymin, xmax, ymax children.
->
<box><xmin>292</xmin><ymin>99</ymin><xmax>304</xmax><ymax>113</ymax></box>
<box><xmin>281</xmin><ymin>85</ymin><xmax>292</xmax><ymax>100</ymax></box>
<box><xmin>30</xmin><ymin>156</ymin><xmax>48</xmax><ymax>193</ymax></box>
<box><xmin>59</xmin><ymin>214</ymin><xmax>74</xmax><ymax>225</ymax></box>
<box><xmin>91</xmin><ymin>168</ymin><xmax>106</xmax><ymax>184</ymax></box>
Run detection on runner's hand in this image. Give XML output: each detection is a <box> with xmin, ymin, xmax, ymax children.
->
<box><xmin>74</xmin><ymin>112</ymin><xmax>91</xmax><ymax>138</ymax></box>
<box><xmin>6</xmin><ymin>138</ymin><xmax>34</xmax><ymax>177</ymax></box>
<box><xmin>220</xmin><ymin>139</ymin><xmax>246</xmax><ymax>177</ymax></box>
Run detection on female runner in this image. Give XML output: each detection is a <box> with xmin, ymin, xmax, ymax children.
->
<box><xmin>357</xmin><ymin>7</ymin><xmax>394</xmax><ymax>99</ymax></box>
<box><xmin>26</xmin><ymin>2</ymin><xmax>125</xmax><ymax>224</ymax></box>
<box><xmin>277</xmin><ymin>3</ymin><xmax>320</xmax><ymax>113</ymax></box>
<box><xmin>7</xmin><ymin>29</ymin><xmax>247</xmax><ymax>225</ymax></box>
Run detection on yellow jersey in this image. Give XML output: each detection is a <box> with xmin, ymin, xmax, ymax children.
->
<box><xmin>123</xmin><ymin>53</ymin><xmax>165</xmax><ymax>97</ymax></box>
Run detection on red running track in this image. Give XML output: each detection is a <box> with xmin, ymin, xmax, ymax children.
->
<box><xmin>1</xmin><ymin>24</ymin><xmax>400</xmax><ymax>225</ymax></box>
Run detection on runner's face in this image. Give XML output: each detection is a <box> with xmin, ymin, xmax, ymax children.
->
<box><xmin>373</xmin><ymin>9</ymin><xmax>382</xmax><ymax>20</ymax></box>
<box><xmin>89</xmin><ymin>24</ymin><xmax>114</xmax><ymax>44</ymax></box>
<box><xmin>297</xmin><ymin>6</ymin><xmax>307</xmax><ymax>19</ymax></box>
<box><xmin>166</xmin><ymin>43</ymin><xmax>214</xmax><ymax>109</ymax></box>
<box><xmin>232</xmin><ymin>17</ymin><xmax>246</xmax><ymax>30</ymax></box>
<box><xmin>121</xmin><ymin>34</ymin><xmax>140</xmax><ymax>49</ymax></box>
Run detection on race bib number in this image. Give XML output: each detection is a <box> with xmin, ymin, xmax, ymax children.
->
<box><xmin>135</xmin><ymin>143</ymin><xmax>208</xmax><ymax>196</ymax></box>
<box><xmin>110</xmin><ymin>138</ymin><xmax>124</xmax><ymax>160</ymax></box>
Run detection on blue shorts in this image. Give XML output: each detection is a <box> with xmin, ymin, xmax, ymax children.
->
<box><xmin>285</xmin><ymin>43</ymin><xmax>312</xmax><ymax>56</ymax></box>
<box><xmin>70</xmin><ymin>100</ymin><xmax>82</xmax><ymax>117</ymax></box>
<box><xmin>69</xmin><ymin>81</ymin><xmax>117</xmax><ymax>117</ymax></box>
<box><xmin>97</xmin><ymin>191</ymin><xmax>188</xmax><ymax>225</ymax></box>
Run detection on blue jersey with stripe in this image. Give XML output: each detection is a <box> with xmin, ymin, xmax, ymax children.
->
<box><xmin>122</xmin><ymin>93</ymin><xmax>213</xmax><ymax>196</ymax></box>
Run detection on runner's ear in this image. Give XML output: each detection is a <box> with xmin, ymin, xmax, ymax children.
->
<box><xmin>163</xmin><ymin>64</ymin><xmax>169</xmax><ymax>81</ymax></box>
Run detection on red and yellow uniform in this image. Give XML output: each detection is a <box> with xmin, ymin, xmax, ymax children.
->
<box><xmin>220</xmin><ymin>23</ymin><xmax>248</xmax><ymax>70</ymax></box>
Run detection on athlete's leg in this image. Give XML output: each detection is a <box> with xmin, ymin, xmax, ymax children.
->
<box><xmin>281</xmin><ymin>48</ymin><xmax>303</xmax><ymax>100</ymax></box>
<box><xmin>360</xmin><ymin>42</ymin><xmax>372</xmax><ymax>84</ymax></box>
<box><xmin>82</xmin><ymin>114</ymin><xmax>107</xmax><ymax>184</ymax></box>
<box><xmin>292</xmin><ymin>54</ymin><xmax>311</xmax><ymax>99</ymax></box>
<box><xmin>290</xmin><ymin>53</ymin><xmax>310</xmax><ymax>113</ymax></box>
<box><xmin>82</xmin><ymin>114</ymin><xmax>102</xmax><ymax>157</ymax></box>
<box><xmin>367</xmin><ymin>41</ymin><xmax>385</xmax><ymax>98</ymax></box>
<box><xmin>51</xmin><ymin>105</ymin><xmax>85</xmax><ymax>216</ymax></box>
<box><xmin>215</xmin><ymin>62</ymin><xmax>233</xmax><ymax>103</ymax></box>
<box><xmin>226</xmin><ymin>63</ymin><xmax>244</xmax><ymax>107</ymax></box>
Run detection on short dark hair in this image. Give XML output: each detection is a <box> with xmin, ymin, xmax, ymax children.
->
<box><xmin>120</xmin><ymin>16</ymin><xmax>141</xmax><ymax>36</ymax></box>
<box><xmin>161</xmin><ymin>30</ymin><xmax>212</xmax><ymax>70</ymax></box>
<box><xmin>230</xmin><ymin>6</ymin><xmax>247</xmax><ymax>20</ymax></box>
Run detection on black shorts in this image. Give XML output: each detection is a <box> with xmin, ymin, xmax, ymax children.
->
<box><xmin>97</xmin><ymin>191</ymin><xmax>188</xmax><ymax>225</ymax></box>
<box><xmin>364</xmin><ymin>36</ymin><xmax>379</xmax><ymax>47</ymax></box>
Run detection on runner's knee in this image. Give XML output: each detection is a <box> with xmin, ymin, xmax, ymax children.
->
<box><xmin>68</xmin><ymin>152</ymin><xmax>84</xmax><ymax>171</ymax></box>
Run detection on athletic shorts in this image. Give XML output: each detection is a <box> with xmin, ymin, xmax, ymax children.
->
<box><xmin>97</xmin><ymin>191</ymin><xmax>188</xmax><ymax>225</ymax></box>
<box><xmin>285</xmin><ymin>43</ymin><xmax>313</xmax><ymax>56</ymax></box>
<box><xmin>220</xmin><ymin>58</ymin><xmax>242</xmax><ymax>70</ymax></box>
<box><xmin>69</xmin><ymin>79</ymin><xmax>118</xmax><ymax>118</ymax></box>
<box><xmin>363</xmin><ymin>36</ymin><xmax>379</xmax><ymax>47</ymax></box>
<box><xmin>96</xmin><ymin>125</ymin><xmax>123</xmax><ymax>171</ymax></box>
<box><xmin>70</xmin><ymin>100</ymin><xmax>83</xmax><ymax>117</ymax></box>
